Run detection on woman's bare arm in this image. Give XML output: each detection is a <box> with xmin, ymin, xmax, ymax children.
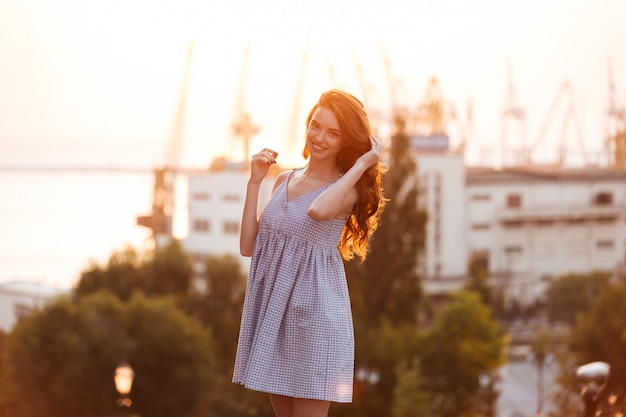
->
<box><xmin>239</xmin><ymin>149</ymin><xmax>283</xmax><ymax>256</ymax></box>
<box><xmin>308</xmin><ymin>136</ymin><xmax>382</xmax><ymax>221</ymax></box>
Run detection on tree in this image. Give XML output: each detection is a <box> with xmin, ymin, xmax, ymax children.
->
<box><xmin>0</xmin><ymin>291</ymin><xmax>216</xmax><ymax>417</ymax></box>
<box><xmin>74</xmin><ymin>239</ymin><xmax>194</xmax><ymax>301</ymax></box>
<box><xmin>531</xmin><ymin>328</ymin><xmax>554</xmax><ymax>417</ymax></box>
<box><xmin>464</xmin><ymin>252</ymin><xmax>494</xmax><ymax>308</ymax></box>
<box><xmin>420</xmin><ymin>291</ymin><xmax>505</xmax><ymax>417</ymax></box>
<box><xmin>352</xmin><ymin>119</ymin><xmax>427</xmax><ymax>327</ymax></box>
<box><xmin>74</xmin><ymin>244</ymin><xmax>145</xmax><ymax>301</ymax></box>
<box><xmin>392</xmin><ymin>359</ymin><xmax>432</xmax><ymax>417</ymax></box>
<box><xmin>143</xmin><ymin>239</ymin><xmax>194</xmax><ymax>297</ymax></box>
<box><xmin>569</xmin><ymin>281</ymin><xmax>626</xmax><ymax>395</ymax></box>
<box><xmin>189</xmin><ymin>253</ymin><xmax>275</xmax><ymax>417</ymax></box>
<box><xmin>341</xmin><ymin>120</ymin><xmax>428</xmax><ymax>416</ymax></box>
<box><xmin>546</xmin><ymin>272</ymin><xmax>611</xmax><ymax>324</ymax></box>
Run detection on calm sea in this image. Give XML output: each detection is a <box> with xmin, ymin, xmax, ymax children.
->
<box><xmin>0</xmin><ymin>169</ymin><xmax>158</xmax><ymax>289</ymax></box>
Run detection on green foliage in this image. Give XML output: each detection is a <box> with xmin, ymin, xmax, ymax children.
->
<box><xmin>74</xmin><ymin>239</ymin><xmax>194</xmax><ymax>301</ymax></box>
<box><xmin>353</xmin><ymin>126</ymin><xmax>427</xmax><ymax>327</ymax></box>
<box><xmin>192</xmin><ymin>254</ymin><xmax>246</xmax><ymax>373</ymax></box>
<box><xmin>545</xmin><ymin>350</ymin><xmax>583</xmax><ymax>417</ymax></box>
<box><xmin>392</xmin><ymin>360</ymin><xmax>432</xmax><ymax>417</ymax></box>
<box><xmin>465</xmin><ymin>252</ymin><xmax>493</xmax><ymax>308</ymax></box>
<box><xmin>546</xmin><ymin>271</ymin><xmax>611</xmax><ymax>324</ymax></box>
<box><xmin>420</xmin><ymin>291</ymin><xmax>505</xmax><ymax>417</ymax></box>
<box><xmin>0</xmin><ymin>291</ymin><xmax>216</xmax><ymax>417</ymax></box>
<box><xmin>569</xmin><ymin>281</ymin><xmax>626</xmax><ymax>394</ymax></box>
<box><xmin>188</xmin><ymin>253</ymin><xmax>274</xmax><ymax>417</ymax></box>
<box><xmin>75</xmin><ymin>245</ymin><xmax>146</xmax><ymax>301</ymax></box>
<box><xmin>338</xmin><ymin>124</ymin><xmax>428</xmax><ymax>416</ymax></box>
<box><xmin>143</xmin><ymin>239</ymin><xmax>194</xmax><ymax>296</ymax></box>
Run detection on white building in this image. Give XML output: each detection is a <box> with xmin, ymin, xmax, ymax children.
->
<box><xmin>465</xmin><ymin>165</ymin><xmax>626</xmax><ymax>307</ymax></box>
<box><xmin>0</xmin><ymin>281</ymin><xmax>67</xmax><ymax>332</ymax></box>
<box><xmin>182</xmin><ymin>167</ymin><xmax>276</xmax><ymax>282</ymax></box>
<box><xmin>181</xmin><ymin>155</ymin><xmax>626</xmax><ymax>306</ymax></box>
<box><xmin>416</xmin><ymin>151</ymin><xmax>469</xmax><ymax>294</ymax></box>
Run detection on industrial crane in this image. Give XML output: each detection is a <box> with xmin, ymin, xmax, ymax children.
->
<box><xmin>524</xmin><ymin>80</ymin><xmax>586</xmax><ymax>167</ymax></box>
<box><xmin>137</xmin><ymin>40</ymin><xmax>194</xmax><ymax>246</ymax></box>
<box><xmin>411</xmin><ymin>76</ymin><xmax>461</xmax><ymax>152</ymax></box>
<box><xmin>229</xmin><ymin>42</ymin><xmax>260</xmax><ymax>164</ymax></box>
<box><xmin>501</xmin><ymin>59</ymin><xmax>527</xmax><ymax>166</ymax></box>
<box><xmin>283</xmin><ymin>34</ymin><xmax>310</xmax><ymax>164</ymax></box>
<box><xmin>605</xmin><ymin>58</ymin><xmax>626</xmax><ymax>170</ymax></box>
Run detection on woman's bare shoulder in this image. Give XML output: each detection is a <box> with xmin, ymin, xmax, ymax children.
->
<box><xmin>272</xmin><ymin>169</ymin><xmax>293</xmax><ymax>192</ymax></box>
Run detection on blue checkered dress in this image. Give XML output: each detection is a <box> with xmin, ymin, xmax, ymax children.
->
<box><xmin>233</xmin><ymin>170</ymin><xmax>354</xmax><ymax>402</ymax></box>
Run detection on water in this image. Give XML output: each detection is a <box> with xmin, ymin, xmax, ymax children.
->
<box><xmin>0</xmin><ymin>169</ymin><xmax>156</xmax><ymax>289</ymax></box>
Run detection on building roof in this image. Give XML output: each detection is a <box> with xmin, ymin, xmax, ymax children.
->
<box><xmin>0</xmin><ymin>280</ymin><xmax>67</xmax><ymax>299</ymax></box>
<box><xmin>466</xmin><ymin>165</ymin><xmax>626</xmax><ymax>184</ymax></box>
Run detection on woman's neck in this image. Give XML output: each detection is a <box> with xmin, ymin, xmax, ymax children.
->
<box><xmin>303</xmin><ymin>161</ymin><xmax>341</xmax><ymax>180</ymax></box>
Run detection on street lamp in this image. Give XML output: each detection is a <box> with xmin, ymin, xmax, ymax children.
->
<box><xmin>480</xmin><ymin>370</ymin><xmax>501</xmax><ymax>417</ymax></box>
<box><xmin>576</xmin><ymin>361</ymin><xmax>610</xmax><ymax>417</ymax></box>
<box><xmin>114</xmin><ymin>361</ymin><xmax>134</xmax><ymax>409</ymax></box>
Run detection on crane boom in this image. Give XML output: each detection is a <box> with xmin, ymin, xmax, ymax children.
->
<box><xmin>137</xmin><ymin>40</ymin><xmax>195</xmax><ymax>246</ymax></box>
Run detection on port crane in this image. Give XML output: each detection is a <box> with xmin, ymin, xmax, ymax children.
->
<box><xmin>501</xmin><ymin>59</ymin><xmax>527</xmax><ymax>166</ymax></box>
<box><xmin>137</xmin><ymin>40</ymin><xmax>195</xmax><ymax>246</ymax></box>
<box><xmin>524</xmin><ymin>80</ymin><xmax>585</xmax><ymax>167</ymax></box>
<box><xmin>605</xmin><ymin>58</ymin><xmax>626</xmax><ymax>170</ymax></box>
<box><xmin>229</xmin><ymin>42</ymin><xmax>259</xmax><ymax>165</ymax></box>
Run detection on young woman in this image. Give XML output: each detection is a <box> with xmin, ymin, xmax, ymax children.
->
<box><xmin>233</xmin><ymin>89</ymin><xmax>386</xmax><ymax>417</ymax></box>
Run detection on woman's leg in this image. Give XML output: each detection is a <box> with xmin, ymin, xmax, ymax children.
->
<box><xmin>269</xmin><ymin>394</ymin><xmax>331</xmax><ymax>417</ymax></box>
<box><xmin>270</xmin><ymin>394</ymin><xmax>294</xmax><ymax>417</ymax></box>
<box><xmin>293</xmin><ymin>398</ymin><xmax>330</xmax><ymax>417</ymax></box>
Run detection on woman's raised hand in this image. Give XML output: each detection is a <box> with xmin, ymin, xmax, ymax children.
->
<box><xmin>250</xmin><ymin>148</ymin><xmax>278</xmax><ymax>182</ymax></box>
<box><xmin>357</xmin><ymin>136</ymin><xmax>383</xmax><ymax>168</ymax></box>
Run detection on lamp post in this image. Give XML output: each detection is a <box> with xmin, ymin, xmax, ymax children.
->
<box><xmin>480</xmin><ymin>370</ymin><xmax>501</xmax><ymax>417</ymax></box>
<box><xmin>576</xmin><ymin>361</ymin><xmax>610</xmax><ymax>417</ymax></box>
<box><xmin>114</xmin><ymin>361</ymin><xmax>134</xmax><ymax>413</ymax></box>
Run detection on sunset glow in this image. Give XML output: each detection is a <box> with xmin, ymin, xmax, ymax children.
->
<box><xmin>1</xmin><ymin>0</ymin><xmax>625</xmax><ymax>287</ymax></box>
<box><xmin>2</xmin><ymin>0</ymin><xmax>625</xmax><ymax>168</ymax></box>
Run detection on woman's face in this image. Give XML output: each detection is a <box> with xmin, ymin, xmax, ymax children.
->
<box><xmin>305</xmin><ymin>106</ymin><xmax>343</xmax><ymax>161</ymax></box>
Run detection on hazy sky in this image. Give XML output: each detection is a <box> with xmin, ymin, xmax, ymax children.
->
<box><xmin>1</xmin><ymin>0</ymin><xmax>625</xmax><ymax>168</ymax></box>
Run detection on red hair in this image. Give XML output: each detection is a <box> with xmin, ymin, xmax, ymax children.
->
<box><xmin>303</xmin><ymin>89</ymin><xmax>387</xmax><ymax>262</ymax></box>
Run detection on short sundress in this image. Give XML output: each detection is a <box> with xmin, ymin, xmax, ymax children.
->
<box><xmin>233</xmin><ymin>169</ymin><xmax>354</xmax><ymax>402</ymax></box>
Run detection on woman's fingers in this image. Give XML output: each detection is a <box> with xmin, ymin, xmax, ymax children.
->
<box><xmin>253</xmin><ymin>148</ymin><xmax>279</xmax><ymax>165</ymax></box>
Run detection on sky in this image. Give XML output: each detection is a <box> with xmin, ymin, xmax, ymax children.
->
<box><xmin>1</xmin><ymin>0</ymin><xmax>625</xmax><ymax>168</ymax></box>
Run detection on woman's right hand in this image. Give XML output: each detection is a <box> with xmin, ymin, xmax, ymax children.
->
<box><xmin>356</xmin><ymin>136</ymin><xmax>383</xmax><ymax>169</ymax></box>
<box><xmin>250</xmin><ymin>148</ymin><xmax>278</xmax><ymax>182</ymax></box>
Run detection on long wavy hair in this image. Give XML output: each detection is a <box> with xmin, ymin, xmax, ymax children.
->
<box><xmin>303</xmin><ymin>89</ymin><xmax>387</xmax><ymax>262</ymax></box>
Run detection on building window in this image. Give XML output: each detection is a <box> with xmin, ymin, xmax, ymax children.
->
<box><xmin>593</xmin><ymin>192</ymin><xmax>613</xmax><ymax>205</ymax></box>
<box><xmin>193</xmin><ymin>192</ymin><xmax>210</xmax><ymax>201</ymax></box>
<box><xmin>503</xmin><ymin>220</ymin><xmax>524</xmax><ymax>227</ymax></box>
<box><xmin>223</xmin><ymin>221</ymin><xmax>239</xmax><ymax>234</ymax></box>
<box><xmin>223</xmin><ymin>194</ymin><xmax>241</xmax><ymax>202</ymax></box>
<box><xmin>472</xmin><ymin>223</ymin><xmax>491</xmax><ymax>230</ymax></box>
<box><xmin>504</xmin><ymin>245</ymin><xmax>523</xmax><ymax>255</ymax></box>
<box><xmin>596</xmin><ymin>240</ymin><xmax>614</xmax><ymax>250</ymax></box>
<box><xmin>535</xmin><ymin>220</ymin><xmax>553</xmax><ymax>227</ymax></box>
<box><xmin>596</xmin><ymin>217</ymin><xmax>616</xmax><ymax>224</ymax></box>
<box><xmin>193</xmin><ymin>219</ymin><xmax>210</xmax><ymax>232</ymax></box>
<box><xmin>14</xmin><ymin>303</ymin><xmax>33</xmax><ymax>321</ymax></box>
<box><xmin>506</xmin><ymin>194</ymin><xmax>522</xmax><ymax>208</ymax></box>
<box><xmin>471</xmin><ymin>194</ymin><xmax>491</xmax><ymax>201</ymax></box>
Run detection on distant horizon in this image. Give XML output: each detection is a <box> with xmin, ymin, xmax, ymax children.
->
<box><xmin>2</xmin><ymin>0</ymin><xmax>625</xmax><ymax>171</ymax></box>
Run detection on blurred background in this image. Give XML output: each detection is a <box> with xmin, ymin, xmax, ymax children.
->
<box><xmin>1</xmin><ymin>0</ymin><xmax>624</xmax><ymax>289</ymax></box>
<box><xmin>1</xmin><ymin>1</ymin><xmax>626</xmax><ymax>417</ymax></box>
